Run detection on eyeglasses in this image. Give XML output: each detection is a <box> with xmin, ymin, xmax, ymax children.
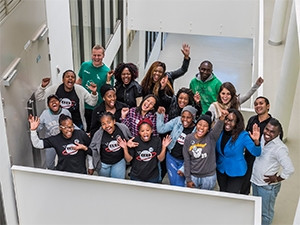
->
<box><xmin>60</xmin><ymin>125</ymin><xmax>74</xmax><ymax>130</ymax></box>
<box><xmin>225</xmin><ymin>118</ymin><xmax>236</xmax><ymax>123</ymax></box>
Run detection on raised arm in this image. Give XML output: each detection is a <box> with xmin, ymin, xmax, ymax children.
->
<box><xmin>239</xmin><ymin>76</ymin><xmax>264</xmax><ymax>104</ymax></box>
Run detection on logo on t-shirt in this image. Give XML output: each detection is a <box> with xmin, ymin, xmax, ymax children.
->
<box><xmin>105</xmin><ymin>140</ymin><xmax>121</xmax><ymax>152</ymax></box>
<box><xmin>177</xmin><ymin>133</ymin><xmax>187</xmax><ymax>145</ymax></box>
<box><xmin>189</xmin><ymin>143</ymin><xmax>207</xmax><ymax>159</ymax></box>
<box><xmin>60</xmin><ymin>98</ymin><xmax>76</xmax><ymax>110</ymax></box>
<box><xmin>62</xmin><ymin>143</ymin><xmax>78</xmax><ymax>155</ymax></box>
<box><xmin>136</xmin><ymin>147</ymin><xmax>157</xmax><ymax>161</ymax></box>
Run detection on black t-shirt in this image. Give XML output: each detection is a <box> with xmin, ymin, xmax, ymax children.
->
<box><xmin>56</xmin><ymin>84</ymin><xmax>82</xmax><ymax>127</ymax></box>
<box><xmin>100</xmin><ymin>126</ymin><xmax>125</xmax><ymax>164</ymax></box>
<box><xmin>171</xmin><ymin>126</ymin><xmax>194</xmax><ymax>160</ymax></box>
<box><xmin>129</xmin><ymin>135</ymin><xmax>162</xmax><ymax>181</ymax></box>
<box><xmin>43</xmin><ymin>129</ymin><xmax>91</xmax><ymax>174</ymax></box>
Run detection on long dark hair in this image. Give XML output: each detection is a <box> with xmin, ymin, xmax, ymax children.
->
<box><xmin>226</xmin><ymin>108</ymin><xmax>244</xmax><ymax>142</ymax></box>
<box><xmin>136</xmin><ymin>94</ymin><xmax>158</xmax><ymax>115</ymax></box>
<box><xmin>141</xmin><ymin>61</ymin><xmax>166</xmax><ymax>94</ymax></box>
<box><xmin>217</xmin><ymin>82</ymin><xmax>239</xmax><ymax>109</ymax></box>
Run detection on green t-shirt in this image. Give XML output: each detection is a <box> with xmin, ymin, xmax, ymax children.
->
<box><xmin>78</xmin><ymin>61</ymin><xmax>112</xmax><ymax>109</ymax></box>
<box><xmin>189</xmin><ymin>73</ymin><xmax>222</xmax><ymax>114</ymax></box>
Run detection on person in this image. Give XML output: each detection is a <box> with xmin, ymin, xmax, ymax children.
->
<box><xmin>183</xmin><ymin>111</ymin><xmax>227</xmax><ymax>190</ymax></box>
<box><xmin>122</xmin><ymin>118</ymin><xmax>171</xmax><ymax>183</ymax></box>
<box><xmin>37</xmin><ymin>94</ymin><xmax>72</xmax><ymax>169</ymax></box>
<box><xmin>89</xmin><ymin>112</ymin><xmax>133</xmax><ymax>179</ymax></box>
<box><xmin>28</xmin><ymin>114</ymin><xmax>93</xmax><ymax>174</ymax></box>
<box><xmin>35</xmin><ymin>70</ymin><xmax>98</xmax><ymax>131</ymax></box>
<box><xmin>251</xmin><ymin>118</ymin><xmax>294</xmax><ymax>225</ymax></box>
<box><xmin>76</xmin><ymin>45</ymin><xmax>112</xmax><ymax>132</ymax></box>
<box><xmin>90</xmin><ymin>84</ymin><xmax>128</xmax><ymax>138</ymax></box>
<box><xmin>114</xmin><ymin>62</ymin><xmax>142</xmax><ymax>108</ymax></box>
<box><xmin>156</xmin><ymin>105</ymin><xmax>197</xmax><ymax>186</ymax></box>
<box><xmin>240</xmin><ymin>96</ymin><xmax>272</xmax><ymax>195</ymax></box>
<box><xmin>208</xmin><ymin>77</ymin><xmax>264</xmax><ymax>124</ymax></box>
<box><xmin>121</xmin><ymin>94</ymin><xmax>167</xmax><ymax>137</ymax></box>
<box><xmin>168</xmin><ymin>87</ymin><xmax>202</xmax><ymax>121</ymax></box>
<box><xmin>189</xmin><ymin>60</ymin><xmax>222</xmax><ymax>114</ymax></box>
<box><xmin>141</xmin><ymin>43</ymin><xmax>191</xmax><ymax>96</ymax></box>
<box><xmin>215</xmin><ymin>108</ymin><xmax>261</xmax><ymax>193</ymax></box>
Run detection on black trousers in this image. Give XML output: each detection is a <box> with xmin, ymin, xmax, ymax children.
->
<box><xmin>217</xmin><ymin>170</ymin><xmax>245</xmax><ymax>194</ymax></box>
<box><xmin>240</xmin><ymin>153</ymin><xmax>256</xmax><ymax>195</ymax></box>
<box><xmin>84</xmin><ymin>108</ymin><xmax>93</xmax><ymax>133</ymax></box>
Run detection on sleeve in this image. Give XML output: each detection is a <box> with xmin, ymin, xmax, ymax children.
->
<box><xmin>87</xmin><ymin>155</ymin><xmax>94</xmax><ymax>169</ymax></box>
<box><xmin>79</xmin><ymin>85</ymin><xmax>98</xmax><ymax>107</ymax></box>
<box><xmin>239</xmin><ymin>83</ymin><xmax>260</xmax><ymax>104</ymax></box>
<box><xmin>158</xmin><ymin>89</ymin><xmax>173</xmax><ymax>108</ymax></box>
<box><xmin>166</xmin><ymin>57</ymin><xmax>190</xmax><ymax>83</ymax></box>
<box><xmin>30</xmin><ymin>130</ymin><xmax>45</xmax><ymax>149</ymax></box>
<box><xmin>276</xmin><ymin>146</ymin><xmax>295</xmax><ymax>179</ymax></box>
<box><xmin>156</xmin><ymin>113</ymin><xmax>176</xmax><ymax>134</ymax></box>
<box><xmin>208</xmin><ymin>103</ymin><xmax>217</xmax><ymax>122</ymax></box>
<box><xmin>193</xmin><ymin>102</ymin><xmax>202</xmax><ymax>119</ymax></box>
<box><xmin>182</xmin><ymin>135</ymin><xmax>192</xmax><ymax>182</ymax></box>
<box><xmin>89</xmin><ymin>130</ymin><xmax>102</xmax><ymax>169</ymax></box>
<box><xmin>34</xmin><ymin>84</ymin><xmax>57</xmax><ymax>101</ymax></box>
<box><xmin>210</xmin><ymin>119</ymin><xmax>224</xmax><ymax>141</ymax></box>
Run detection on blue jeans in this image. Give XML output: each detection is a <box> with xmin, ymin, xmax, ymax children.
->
<box><xmin>190</xmin><ymin>173</ymin><xmax>217</xmax><ymax>190</ymax></box>
<box><xmin>99</xmin><ymin>159</ymin><xmax>126</xmax><ymax>179</ymax></box>
<box><xmin>252</xmin><ymin>182</ymin><xmax>281</xmax><ymax>225</ymax></box>
<box><xmin>166</xmin><ymin>152</ymin><xmax>185</xmax><ymax>187</ymax></box>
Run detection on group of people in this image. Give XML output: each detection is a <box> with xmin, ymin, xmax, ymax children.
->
<box><xmin>30</xmin><ymin>44</ymin><xmax>294</xmax><ymax>225</ymax></box>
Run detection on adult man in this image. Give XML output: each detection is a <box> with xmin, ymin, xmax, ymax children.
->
<box><xmin>251</xmin><ymin>118</ymin><xmax>294</xmax><ymax>225</ymax></box>
<box><xmin>77</xmin><ymin>45</ymin><xmax>113</xmax><ymax>132</ymax></box>
<box><xmin>241</xmin><ymin>96</ymin><xmax>272</xmax><ymax>195</ymax></box>
<box><xmin>35</xmin><ymin>70</ymin><xmax>98</xmax><ymax>132</ymax></box>
<box><xmin>189</xmin><ymin>60</ymin><xmax>222</xmax><ymax>114</ymax></box>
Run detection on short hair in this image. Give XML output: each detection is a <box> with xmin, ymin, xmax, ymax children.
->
<box><xmin>100</xmin><ymin>111</ymin><xmax>115</xmax><ymax>122</ymax></box>
<box><xmin>59</xmin><ymin>114</ymin><xmax>72</xmax><ymax>125</ymax></box>
<box><xmin>62</xmin><ymin>69</ymin><xmax>76</xmax><ymax>79</ymax></box>
<box><xmin>92</xmin><ymin>44</ymin><xmax>105</xmax><ymax>53</ymax></box>
<box><xmin>199</xmin><ymin>60</ymin><xmax>213</xmax><ymax>69</ymax></box>
<box><xmin>268</xmin><ymin>118</ymin><xmax>284</xmax><ymax>140</ymax></box>
<box><xmin>255</xmin><ymin>96</ymin><xmax>270</xmax><ymax>106</ymax></box>
<box><xmin>176</xmin><ymin>87</ymin><xmax>194</xmax><ymax>105</ymax></box>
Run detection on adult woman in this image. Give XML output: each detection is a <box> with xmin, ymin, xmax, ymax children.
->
<box><xmin>89</xmin><ymin>112</ymin><xmax>133</xmax><ymax>179</ymax></box>
<box><xmin>90</xmin><ymin>84</ymin><xmax>128</xmax><ymax>137</ymax></box>
<box><xmin>122</xmin><ymin>94</ymin><xmax>166</xmax><ymax>137</ymax></box>
<box><xmin>156</xmin><ymin>105</ymin><xmax>197</xmax><ymax>186</ymax></box>
<box><xmin>29</xmin><ymin>114</ymin><xmax>93</xmax><ymax>174</ymax></box>
<box><xmin>114</xmin><ymin>62</ymin><xmax>143</xmax><ymax>108</ymax></box>
<box><xmin>141</xmin><ymin>44</ymin><xmax>191</xmax><ymax>96</ymax></box>
<box><xmin>168</xmin><ymin>87</ymin><xmax>202</xmax><ymax>121</ymax></box>
<box><xmin>216</xmin><ymin>108</ymin><xmax>261</xmax><ymax>193</ymax></box>
<box><xmin>183</xmin><ymin>111</ymin><xmax>226</xmax><ymax>190</ymax></box>
<box><xmin>208</xmin><ymin>77</ymin><xmax>264</xmax><ymax>124</ymax></box>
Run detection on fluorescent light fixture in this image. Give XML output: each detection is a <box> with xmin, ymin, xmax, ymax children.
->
<box><xmin>32</xmin><ymin>24</ymin><xmax>48</xmax><ymax>42</ymax></box>
<box><xmin>2</xmin><ymin>58</ymin><xmax>21</xmax><ymax>87</ymax></box>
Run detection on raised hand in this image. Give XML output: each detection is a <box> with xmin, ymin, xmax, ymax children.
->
<box><xmin>42</xmin><ymin>77</ymin><xmax>51</xmax><ymax>88</ymax></box>
<box><xmin>249</xmin><ymin>123</ymin><xmax>260</xmax><ymax>145</ymax></box>
<box><xmin>157</xmin><ymin>106</ymin><xmax>165</xmax><ymax>114</ymax></box>
<box><xmin>162</xmin><ymin>135</ymin><xmax>172</xmax><ymax>148</ymax></box>
<box><xmin>87</xmin><ymin>82</ymin><xmax>97</xmax><ymax>95</ymax></box>
<box><xmin>193</xmin><ymin>91</ymin><xmax>201</xmax><ymax>104</ymax></box>
<box><xmin>106</xmin><ymin>70</ymin><xmax>114</xmax><ymax>84</ymax></box>
<box><xmin>28</xmin><ymin>114</ymin><xmax>40</xmax><ymax>130</ymax></box>
<box><xmin>181</xmin><ymin>43</ymin><xmax>190</xmax><ymax>59</ymax></box>
<box><xmin>255</xmin><ymin>76</ymin><xmax>264</xmax><ymax>86</ymax></box>
<box><xmin>117</xmin><ymin>137</ymin><xmax>127</xmax><ymax>149</ymax></box>
<box><xmin>121</xmin><ymin>107</ymin><xmax>129</xmax><ymax>119</ymax></box>
<box><xmin>127</xmin><ymin>137</ymin><xmax>139</xmax><ymax>148</ymax></box>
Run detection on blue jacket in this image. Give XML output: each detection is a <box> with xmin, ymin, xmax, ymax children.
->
<box><xmin>156</xmin><ymin>113</ymin><xmax>195</xmax><ymax>152</ymax></box>
<box><xmin>216</xmin><ymin>131</ymin><xmax>261</xmax><ymax>177</ymax></box>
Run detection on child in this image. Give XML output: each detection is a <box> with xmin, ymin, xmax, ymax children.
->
<box><xmin>121</xmin><ymin>118</ymin><xmax>171</xmax><ymax>183</ymax></box>
<box><xmin>89</xmin><ymin>112</ymin><xmax>133</xmax><ymax>179</ymax></box>
<box><xmin>37</xmin><ymin>94</ymin><xmax>72</xmax><ymax>169</ymax></box>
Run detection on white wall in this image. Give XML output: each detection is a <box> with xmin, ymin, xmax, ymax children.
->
<box><xmin>128</xmin><ymin>0</ymin><xmax>259</xmax><ymax>38</ymax></box>
<box><xmin>45</xmin><ymin>0</ymin><xmax>74</xmax><ymax>84</ymax></box>
<box><xmin>12</xmin><ymin>166</ymin><xmax>261</xmax><ymax>225</ymax></box>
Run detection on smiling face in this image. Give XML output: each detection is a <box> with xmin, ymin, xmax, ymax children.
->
<box><xmin>63</xmin><ymin>71</ymin><xmax>76</xmax><ymax>91</ymax></box>
<box><xmin>48</xmin><ymin>97</ymin><xmax>60</xmax><ymax>113</ymax></box>
<box><xmin>177</xmin><ymin>93</ymin><xmax>190</xmax><ymax>109</ymax></box>
<box><xmin>59</xmin><ymin>119</ymin><xmax>74</xmax><ymax>139</ymax></box>
<box><xmin>219</xmin><ymin>87</ymin><xmax>232</xmax><ymax>105</ymax></box>
<box><xmin>103</xmin><ymin>90</ymin><xmax>116</xmax><ymax>109</ymax></box>
<box><xmin>138</xmin><ymin>123</ymin><xmax>152</xmax><ymax>142</ymax></box>
<box><xmin>263</xmin><ymin>123</ymin><xmax>280</xmax><ymax>144</ymax></box>
<box><xmin>198</xmin><ymin>62</ymin><xmax>212</xmax><ymax>81</ymax></box>
<box><xmin>181</xmin><ymin>111</ymin><xmax>194</xmax><ymax>128</ymax></box>
<box><xmin>152</xmin><ymin>66</ymin><xmax>164</xmax><ymax>82</ymax></box>
<box><xmin>121</xmin><ymin>67</ymin><xmax>132</xmax><ymax>85</ymax></box>
<box><xmin>195</xmin><ymin>120</ymin><xmax>209</xmax><ymax>139</ymax></box>
<box><xmin>92</xmin><ymin>48</ymin><xmax>104</xmax><ymax>67</ymax></box>
<box><xmin>254</xmin><ymin>97</ymin><xmax>270</xmax><ymax>115</ymax></box>
<box><xmin>100</xmin><ymin>115</ymin><xmax>116</xmax><ymax>134</ymax></box>
<box><xmin>141</xmin><ymin>97</ymin><xmax>156</xmax><ymax>113</ymax></box>
<box><xmin>224</xmin><ymin>113</ymin><xmax>237</xmax><ymax>132</ymax></box>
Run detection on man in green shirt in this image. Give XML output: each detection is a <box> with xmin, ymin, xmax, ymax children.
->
<box><xmin>189</xmin><ymin>61</ymin><xmax>222</xmax><ymax>114</ymax></box>
<box><xmin>77</xmin><ymin>45</ymin><xmax>113</xmax><ymax>132</ymax></box>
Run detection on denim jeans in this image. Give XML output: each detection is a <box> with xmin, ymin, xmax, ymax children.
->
<box><xmin>166</xmin><ymin>152</ymin><xmax>185</xmax><ymax>187</ymax></box>
<box><xmin>45</xmin><ymin>147</ymin><xmax>56</xmax><ymax>170</ymax></box>
<box><xmin>252</xmin><ymin>182</ymin><xmax>281</xmax><ymax>225</ymax></box>
<box><xmin>190</xmin><ymin>173</ymin><xmax>217</xmax><ymax>190</ymax></box>
<box><xmin>99</xmin><ymin>159</ymin><xmax>126</xmax><ymax>179</ymax></box>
